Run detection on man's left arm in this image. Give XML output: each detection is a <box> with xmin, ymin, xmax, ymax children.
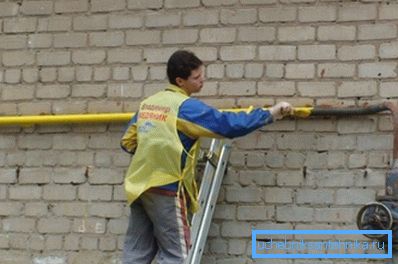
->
<box><xmin>121</xmin><ymin>113</ymin><xmax>138</xmax><ymax>154</ymax></box>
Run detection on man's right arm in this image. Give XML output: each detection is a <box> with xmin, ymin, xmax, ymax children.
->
<box><xmin>177</xmin><ymin>98</ymin><xmax>277</xmax><ymax>139</ymax></box>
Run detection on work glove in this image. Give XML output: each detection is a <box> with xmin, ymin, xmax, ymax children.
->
<box><xmin>269</xmin><ymin>102</ymin><xmax>293</xmax><ymax>120</ymax></box>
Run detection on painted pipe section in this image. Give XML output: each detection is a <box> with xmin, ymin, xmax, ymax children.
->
<box><xmin>0</xmin><ymin>113</ymin><xmax>134</xmax><ymax>126</ymax></box>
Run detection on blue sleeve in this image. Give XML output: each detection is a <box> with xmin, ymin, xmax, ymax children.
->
<box><xmin>126</xmin><ymin>112</ymin><xmax>138</xmax><ymax>127</ymax></box>
<box><xmin>120</xmin><ymin>113</ymin><xmax>138</xmax><ymax>153</ymax></box>
<box><xmin>178</xmin><ymin>98</ymin><xmax>273</xmax><ymax>139</ymax></box>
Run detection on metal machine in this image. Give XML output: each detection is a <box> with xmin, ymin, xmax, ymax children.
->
<box><xmin>356</xmin><ymin>102</ymin><xmax>398</xmax><ymax>245</ymax></box>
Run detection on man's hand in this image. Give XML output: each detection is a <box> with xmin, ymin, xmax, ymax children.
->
<box><xmin>269</xmin><ymin>102</ymin><xmax>293</xmax><ymax>120</ymax></box>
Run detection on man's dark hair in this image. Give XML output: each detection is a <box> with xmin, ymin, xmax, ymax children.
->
<box><xmin>167</xmin><ymin>50</ymin><xmax>203</xmax><ymax>85</ymax></box>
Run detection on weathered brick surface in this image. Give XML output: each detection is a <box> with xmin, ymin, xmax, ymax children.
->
<box><xmin>380</xmin><ymin>4</ymin><xmax>398</xmax><ymax>20</ymax></box>
<box><xmin>73</xmin><ymin>15</ymin><xmax>107</xmax><ymax>31</ymax></box>
<box><xmin>89</xmin><ymin>32</ymin><xmax>124</xmax><ymax>47</ymax></box>
<box><xmin>37</xmin><ymin>51</ymin><xmax>71</xmax><ymax>66</ymax></box>
<box><xmin>259</xmin><ymin>7</ymin><xmax>296</xmax><ymax>22</ymax></box>
<box><xmin>162</xmin><ymin>29</ymin><xmax>198</xmax><ymax>44</ymax></box>
<box><xmin>200</xmin><ymin>28</ymin><xmax>236</xmax><ymax>43</ymax></box>
<box><xmin>9</xmin><ymin>186</ymin><xmax>42</xmax><ymax>200</ymax></box>
<box><xmin>109</xmin><ymin>14</ymin><xmax>143</xmax><ymax>29</ymax></box>
<box><xmin>127</xmin><ymin>0</ymin><xmax>163</xmax><ymax>10</ymax></box>
<box><xmin>359</xmin><ymin>62</ymin><xmax>397</xmax><ymax>78</ymax></box>
<box><xmin>0</xmin><ymin>1</ymin><xmax>394</xmax><ymax>263</ymax></box>
<box><xmin>318</xmin><ymin>25</ymin><xmax>356</xmax><ymax>41</ymax></box>
<box><xmin>183</xmin><ymin>10</ymin><xmax>219</xmax><ymax>26</ymax></box>
<box><xmin>92</xmin><ymin>0</ymin><xmax>125</xmax><ymax>12</ymax></box>
<box><xmin>2</xmin><ymin>51</ymin><xmax>35</xmax><ymax>67</ymax></box>
<box><xmin>338</xmin><ymin>4</ymin><xmax>377</xmax><ymax>21</ymax></box>
<box><xmin>318</xmin><ymin>63</ymin><xmax>355</xmax><ymax>78</ymax></box>
<box><xmin>126</xmin><ymin>30</ymin><xmax>161</xmax><ymax>45</ymax></box>
<box><xmin>297</xmin><ymin>82</ymin><xmax>335</xmax><ymax>97</ymax></box>
<box><xmin>4</xmin><ymin>18</ymin><xmax>37</xmax><ymax>33</ymax></box>
<box><xmin>0</xmin><ymin>2</ymin><xmax>19</xmax><ymax>17</ymax></box>
<box><xmin>238</xmin><ymin>26</ymin><xmax>275</xmax><ymax>43</ymax></box>
<box><xmin>358</xmin><ymin>24</ymin><xmax>397</xmax><ymax>40</ymax></box>
<box><xmin>145</xmin><ymin>12</ymin><xmax>180</xmax><ymax>28</ymax></box>
<box><xmin>220</xmin><ymin>8</ymin><xmax>257</xmax><ymax>25</ymax></box>
<box><xmin>298</xmin><ymin>45</ymin><xmax>336</xmax><ymax>60</ymax></box>
<box><xmin>0</xmin><ymin>35</ymin><xmax>27</xmax><ymax>50</ymax></box>
<box><xmin>38</xmin><ymin>16</ymin><xmax>71</xmax><ymax>32</ymax></box>
<box><xmin>21</xmin><ymin>1</ymin><xmax>53</xmax><ymax>15</ymax></box>
<box><xmin>278</xmin><ymin>26</ymin><xmax>315</xmax><ymax>42</ymax></box>
<box><xmin>259</xmin><ymin>45</ymin><xmax>296</xmax><ymax>61</ymax></box>
<box><xmin>55</xmin><ymin>0</ymin><xmax>89</xmax><ymax>13</ymax></box>
<box><xmin>285</xmin><ymin>63</ymin><xmax>315</xmax><ymax>79</ymax></box>
<box><xmin>38</xmin><ymin>218</ymin><xmax>71</xmax><ymax>233</ymax></box>
<box><xmin>338</xmin><ymin>44</ymin><xmax>375</xmax><ymax>61</ymax></box>
<box><xmin>28</xmin><ymin>34</ymin><xmax>52</xmax><ymax>48</ymax></box>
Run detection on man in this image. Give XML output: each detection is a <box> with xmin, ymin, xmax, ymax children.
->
<box><xmin>121</xmin><ymin>50</ymin><xmax>292</xmax><ymax>264</ymax></box>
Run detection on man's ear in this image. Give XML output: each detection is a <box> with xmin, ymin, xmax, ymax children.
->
<box><xmin>175</xmin><ymin>77</ymin><xmax>184</xmax><ymax>87</ymax></box>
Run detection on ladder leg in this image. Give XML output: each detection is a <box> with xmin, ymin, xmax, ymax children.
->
<box><xmin>190</xmin><ymin>138</ymin><xmax>221</xmax><ymax>244</ymax></box>
<box><xmin>186</xmin><ymin>139</ymin><xmax>232</xmax><ymax>264</ymax></box>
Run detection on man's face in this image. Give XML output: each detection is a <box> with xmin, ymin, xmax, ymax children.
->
<box><xmin>176</xmin><ymin>65</ymin><xmax>205</xmax><ymax>95</ymax></box>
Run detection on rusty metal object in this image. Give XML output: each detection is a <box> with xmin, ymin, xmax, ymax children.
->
<box><xmin>381</xmin><ymin>102</ymin><xmax>398</xmax><ymax>201</ymax></box>
<box><xmin>384</xmin><ymin>101</ymin><xmax>398</xmax><ymax>162</ymax></box>
<box><xmin>311</xmin><ymin>103</ymin><xmax>389</xmax><ymax>116</ymax></box>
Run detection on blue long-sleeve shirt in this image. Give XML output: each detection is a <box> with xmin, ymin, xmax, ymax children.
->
<box><xmin>121</xmin><ymin>86</ymin><xmax>274</xmax><ymax>191</ymax></box>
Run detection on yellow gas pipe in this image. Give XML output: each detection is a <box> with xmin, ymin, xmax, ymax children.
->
<box><xmin>0</xmin><ymin>107</ymin><xmax>315</xmax><ymax>126</ymax></box>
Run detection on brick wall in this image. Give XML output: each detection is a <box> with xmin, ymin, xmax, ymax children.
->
<box><xmin>0</xmin><ymin>0</ymin><xmax>396</xmax><ymax>263</ymax></box>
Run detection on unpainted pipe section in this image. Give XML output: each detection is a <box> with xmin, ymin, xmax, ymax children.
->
<box><xmin>311</xmin><ymin>103</ymin><xmax>388</xmax><ymax>117</ymax></box>
<box><xmin>384</xmin><ymin>102</ymin><xmax>398</xmax><ymax>162</ymax></box>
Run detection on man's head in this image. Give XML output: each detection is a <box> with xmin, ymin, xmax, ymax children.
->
<box><xmin>167</xmin><ymin>50</ymin><xmax>204</xmax><ymax>95</ymax></box>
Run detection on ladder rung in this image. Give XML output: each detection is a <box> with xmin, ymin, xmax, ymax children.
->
<box><xmin>206</xmin><ymin>151</ymin><xmax>220</xmax><ymax>167</ymax></box>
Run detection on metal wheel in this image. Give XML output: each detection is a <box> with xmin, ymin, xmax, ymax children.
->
<box><xmin>356</xmin><ymin>202</ymin><xmax>393</xmax><ymax>239</ymax></box>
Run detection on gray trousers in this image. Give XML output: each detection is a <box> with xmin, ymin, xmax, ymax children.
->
<box><xmin>123</xmin><ymin>189</ymin><xmax>190</xmax><ymax>264</ymax></box>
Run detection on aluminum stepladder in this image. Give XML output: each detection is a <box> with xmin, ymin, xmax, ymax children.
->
<box><xmin>186</xmin><ymin>138</ymin><xmax>232</xmax><ymax>264</ymax></box>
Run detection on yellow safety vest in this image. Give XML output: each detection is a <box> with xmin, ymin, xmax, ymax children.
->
<box><xmin>124</xmin><ymin>85</ymin><xmax>200</xmax><ymax>213</ymax></box>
